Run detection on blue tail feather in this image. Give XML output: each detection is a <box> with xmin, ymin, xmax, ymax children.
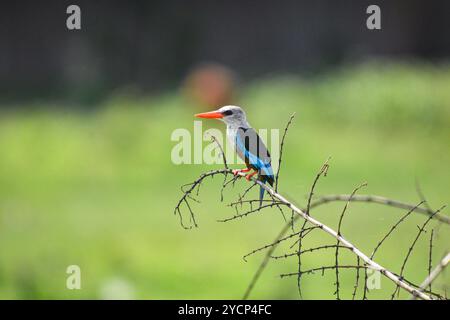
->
<box><xmin>259</xmin><ymin>185</ymin><xmax>265</xmax><ymax>207</ymax></box>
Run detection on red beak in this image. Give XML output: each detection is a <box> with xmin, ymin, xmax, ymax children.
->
<box><xmin>194</xmin><ymin>110</ymin><xmax>224</xmax><ymax>119</ymax></box>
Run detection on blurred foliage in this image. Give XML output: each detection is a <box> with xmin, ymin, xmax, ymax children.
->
<box><xmin>0</xmin><ymin>62</ymin><xmax>449</xmax><ymax>299</ymax></box>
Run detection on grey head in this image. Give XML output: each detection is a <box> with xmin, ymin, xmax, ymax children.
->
<box><xmin>217</xmin><ymin>105</ymin><xmax>250</xmax><ymax>128</ymax></box>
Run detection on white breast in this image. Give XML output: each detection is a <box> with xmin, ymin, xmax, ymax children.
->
<box><xmin>226</xmin><ymin>125</ymin><xmax>238</xmax><ymax>151</ymax></box>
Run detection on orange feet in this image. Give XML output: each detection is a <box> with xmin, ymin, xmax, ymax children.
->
<box><xmin>245</xmin><ymin>170</ymin><xmax>258</xmax><ymax>181</ymax></box>
<box><xmin>232</xmin><ymin>168</ymin><xmax>251</xmax><ymax>176</ymax></box>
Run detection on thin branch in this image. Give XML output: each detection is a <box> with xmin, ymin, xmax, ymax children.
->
<box><xmin>175</xmin><ymin>119</ymin><xmax>443</xmax><ymax>300</ymax></box>
<box><xmin>297</xmin><ymin>159</ymin><xmax>330</xmax><ymax>297</ymax></box>
<box><xmin>296</xmin><ymin>220</ymin><xmax>308</xmax><ymax>297</ymax></box>
<box><xmin>281</xmin><ymin>265</ymin><xmax>370</xmax><ymax>278</ymax></box>
<box><xmin>242</xmin><ymin>225</ymin><xmax>319</xmax><ymax>300</ymax></box>
<box><xmin>250</xmin><ymin>176</ymin><xmax>434</xmax><ymax>300</ymax></box>
<box><xmin>412</xmin><ymin>252</ymin><xmax>450</xmax><ymax>300</ymax></box>
<box><xmin>242</xmin><ymin>222</ymin><xmax>302</xmax><ymax>300</ymax></box>
<box><xmin>228</xmin><ymin>199</ymin><xmax>274</xmax><ymax>207</ymax></box>
<box><xmin>275</xmin><ymin>113</ymin><xmax>295</xmax><ymax>192</ymax></box>
<box><xmin>371</xmin><ymin>201</ymin><xmax>425</xmax><ymax>259</ymax></box>
<box><xmin>363</xmin><ymin>200</ymin><xmax>424</xmax><ymax>299</ymax></box>
<box><xmin>242</xmin><ymin>226</ymin><xmax>318</xmax><ymax>262</ymax></box>
<box><xmin>241</xmin><ymin>191</ymin><xmax>448</xmax><ymax>299</ymax></box>
<box><xmin>311</xmin><ymin>194</ymin><xmax>450</xmax><ymax>225</ymax></box>
<box><xmin>428</xmin><ymin>229</ymin><xmax>434</xmax><ymax>293</ymax></box>
<box><xmin>270</xmin><ymin>244</ymin><xmax>350</xmax><ymax>259</ymax></box>
<box><xmin>174</xmin><ymin>169</ymin><xmax>230</xmax><ymax>228</ymax></box>
<box><xmin>334</xmin><ymin>182</ymin><xmax>367</xmax><ymax>299</ymax></box>
<box><xmin>268</xmin><ymin>192</ymin><xmax>288</xmax><ymax>222</ymax></box>
<box><xmin>210</xmin><ymin>134</ymin><xmax>228</xmax><ymax>170</ymax></box>
<box><xmin>399</xmin><ymin>277</ymin><xmax>444</xmax><ymax>299</ymax></box>
<box><xmin>352</xmin><ymin>257</ymin><xmax>361</xmax><ymax>300</ymax></box>
<box><xmin>242</xmin><ymin>194</ymin><xmax>446</xmax><ymax>299</ymax></box>
<box><xmin>217</xmin><ymin>202</ymin><xmax>286</xmax><ymax>222</ymax></box>
<box><xmin>306</xmin><ymin>158</ymin><xmax>330</xmax><ymax>215</ymax></box>
<box><xmin>391</xmin><ymin>205</ymin><xmax>446</xmax><ymax>299</ymax></box>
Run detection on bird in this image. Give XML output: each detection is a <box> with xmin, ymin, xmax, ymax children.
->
<box><xmin>195</xmin><ymin>105</ymin><xmax>274</xmax><ymax>205</ymax></box>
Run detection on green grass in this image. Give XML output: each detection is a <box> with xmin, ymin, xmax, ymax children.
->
<box><xmin>0</xmin><ymin>61</ymin><xmax>449</xmax><ymax>299</ymax></box>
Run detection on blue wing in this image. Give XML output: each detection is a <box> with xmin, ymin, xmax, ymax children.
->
<box><xmin>235</xmin><ymin>127</ymin><xmax>274</xmax><ymax>185</ymax></box>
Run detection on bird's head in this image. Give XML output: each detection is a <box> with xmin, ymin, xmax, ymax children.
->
<box><xmin>195</xmin><ymin>105</ymin><xmax>248</xmax><ymax>127</ymax></box>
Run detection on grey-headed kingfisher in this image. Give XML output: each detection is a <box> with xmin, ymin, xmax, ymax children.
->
<box><xmin>195</xmin><ymin>106</ymin><xmax>274</xmax><ymax>205</ymax></box>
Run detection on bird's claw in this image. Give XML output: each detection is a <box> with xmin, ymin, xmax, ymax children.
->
<box><xmin>245</xmin><ymin>171</ymin><xmax>258</xmax><ymax>181</ymax></box>
<box><xmin>232</xmin><ymin>168</ymin><xmax>257</xmax><ymax>181</ymax></box>
<box><xmin>232</xmin><ymin>168</ymin><xmax>250</xmax><ymax>177</ymax></box>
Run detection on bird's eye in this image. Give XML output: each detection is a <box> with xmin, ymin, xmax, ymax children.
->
<box><xmin>222</xmin><ymin>110</ymin><xmax>233</xmax><ymax>116</ymax></box>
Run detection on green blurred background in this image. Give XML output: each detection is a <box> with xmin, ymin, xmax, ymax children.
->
<box><xmin>1</xmin><ymin>62</ymin><xmax>449</xmax><ymax>299</ymax></box>
<box><xmin>0</xmin><ymin>1</ymin><xmax>449</xmax><ymax>299</ymax></box>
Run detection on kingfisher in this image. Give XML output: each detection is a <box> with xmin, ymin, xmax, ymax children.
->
<box><xmin>195</xmin><ymin>105</ymin><xmax>274</xmax><ymax>205</ymax></box>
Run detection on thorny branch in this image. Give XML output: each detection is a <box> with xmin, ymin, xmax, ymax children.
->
<box><xmin>412</xmin><ymin>252</ymin><xmax>450</xmax><ymax>300</ymax></box>
<box><xmin>428</xmin><ymin>230</ymin><xmax>434</xmax><ymax>293</ymax></box>
<box><xmin>280</xmin><ymin>265</ymin><xmax>370</xmax><ymax>278</ymax></box>
<box><xmin>391</xmin><ymin>205</ymin><xmax>446</xmax><ymax>299</ymax></box>
<box><xmin>295</xmin><ymin>158</ymin><xmax>329</xmax><ymax>297</ymax></box>
<box><xmin>311</xmin><ymin>194</ymin><xmax>450</xmax><ymax>225</ymax></box>
<box><xmin>175</xmin><ymin>115</ymin><xmax>448</xmax><ymax>300</ymax></box>
<box><xmin>362</xmin><ymin>200</ymin><xmax>425</xmax><ymax>299</ymax></box>
<box><xmin>275</xmin><ymin>112</ymin><xmax>295</xmax><ymax>192</ymax></box>
<box><xmin>334</xmin><ymin>182</ymin><xmax>367</xmax><ymax>300</ymax></box>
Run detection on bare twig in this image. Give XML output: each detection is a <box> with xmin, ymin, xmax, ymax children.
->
<box><xmin>176</xmin><ymin>167</ymin><xmax>441</xmax><ymax>300</ymax></box>
<box><xmin>352</xmin><ymin>257</ymin><xmax>361</xmax><ymax>300</ymax></box>
<box><xmin>311</xmin><ymin>194</ymin><xmax>450</xmax><ymax>225</ymax></box>
<box><xmin>275</xmin><ymin>113</ymin><xmax>295</xmax><ymax>192</ymax></box>
<box><xmin>334</xmin><ymin>182</ymin><xmax>367</xmax><ymax>299</ymax></box>
<box><xmin>242</xmin><ymin>222</ymin><xmax>300</xmax><ymax>300</ymax></box>
<box><xmin>371</xmin><ymin>201</ymin><xmax>425</xmax><ymax>259</ymax></box>
<box><xmin>306</xmin><ymin>158</ymin><xmax>330</xmax><ymax>215</ymax></box>
<box><xmin>391</xmin><ymin>205</ymin><xmax>446</xmax><ymax>299</ymax></box>
<box><xmin>210</xmin><ymin>135</ymin><xmax>228</xmax><ymax>170</ymax></box>
<box><xmin>242</xmin><ymin>226</ymin><xmax>318</xmax><ymax>262</ymax></box>
<box><xmin>296</xmin><ymin>220</ymin><xmax>308</xmax><ymax>297</ymax></box>
<box><xmin>363</xmin><ymin>201</ymin><xmax>424</xmax><ymax>299</ymax></box>
<box><xmin>175</xmin><ymin>169</ymin><xmax>232</xmax><ymax>228</ymax></box>
<box><xmin>175</xmin><ymin>116</ymin><xmax>445</xmax><ymax>300</ymax></box>
<box><xmin>267</xmin><ymin>192</ymin><xmax>288</xmax><ymax>222</ymax></box>
<box><xmin>235</xmin><ymin>182</ymin><xmax>258</xmax><ymax>207</ymax></box>
<box><xmin>271</xmin><ymin>244</ymin><xmax>350</xmax><ymax>259</ymax></box>
<box><xmin>249</xmin><ymin>177</ymin><xmax>434</xmax><ymax>300</ymax></box>
<box><xmin>217</xmin><ymin>201</ymin><xmax>286</xmax><ymax>222</ymax></box>
<box><xmin>296</xmin><ymin>159</ymin><xmax>330</xmax><ymax>297</ymax></box>
<box><xmin>281</xmin><ymin>265</ymin><xmax>370</xmax><ymax>278</ymax></box>
<box><xmin>210</xmin><ymin>134</ymin><xmax>231</xmax><ymax>202</ymax></box>
<box><xmin>412</xmin><ymin>252</ymin><xmax>450</xmax><ymax>300</ymax></box>
<box><xmin>243</xmin><ymin>194</ymin><xmax>447</xmax><ymax>299</ymax></box>
<box><xmin>428</xmin><ymin>229</ymin><xmax>434</xmax><ymax>293</ymax></box>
